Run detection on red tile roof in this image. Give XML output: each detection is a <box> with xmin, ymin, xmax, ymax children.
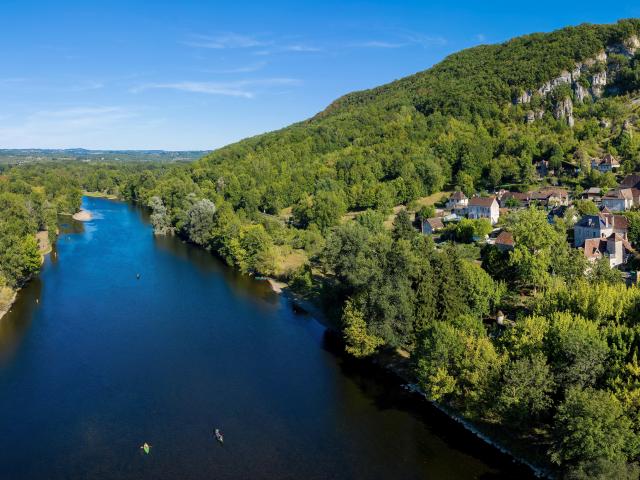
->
<box><xmin>469</xmin><ymin>196</ymin><xmax>497</xmax><ymax>207</ymax></box>
<box><xmin>495</xmin><ymin>231</ymin><xmax>514</xmax><ymax>246</ymax></box>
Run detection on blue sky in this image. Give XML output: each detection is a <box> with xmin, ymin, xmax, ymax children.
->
<box><xmin>1</xmin><ymin>0</ymin><xmax>639</xmax><ymax>150</ymax></box>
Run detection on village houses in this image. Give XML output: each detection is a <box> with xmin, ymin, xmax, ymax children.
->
<box><xmin>574</xmin><ymin>212</ymin><xmax>629</xmax><ymax>247</ymax></box>
<box><xmin>583</xmin><ymin>234</ymin><xmax>633</xmax><ymax>268</ymax></box>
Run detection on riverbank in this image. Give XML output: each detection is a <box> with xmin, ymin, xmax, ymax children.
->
<box><xmin>0</xmin><ymin>288</ymin><xmax>17</xmax><ymax>322</ymax></box>
<box><xmin>1</xmin><ymin>232</ymin><xmax>52</xmax><ymax>322</ymax></box>
<box><xmin>266</xmin><ymin>276</ymin><xmax>554</xmax><ymax>478</ymax></box>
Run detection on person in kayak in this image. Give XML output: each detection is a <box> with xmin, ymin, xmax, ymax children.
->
<box><xmin>140</xmin><ymin>442</ymin><xmax>152</xmax><ymax>454</ymax></box>
<box><xmin>215</xmin><ymin>429</ymin><xmax>224</xmax><ymax>443</ymax></box>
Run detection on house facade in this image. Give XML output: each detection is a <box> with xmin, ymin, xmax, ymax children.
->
<box><xmin>574</xmin><ymin>212</ymin><xmax>629</xmax><ymax>247</ymax></box>
<box><xmin>583</xmin><ymin>234</ymin><xmax>633</xmax><ymax>268</ymax></box>
<box><xmin>446</xmin><ymin>191</ymin><xmax>468</xmax><ymax>211</ymax></box>
<box><xmin>591</xmin><ymin>153</ymin><xmax>620</xmax><ymax>173</ymax></box>
<box><xmin>601</xmin><ymin>188</ymin><xmax>634</xmax><ymax>211</ymax></box>
<box><xmin>421</xmin><ymin>217</ymin><xmax>444</xmax><ymax>235</ymax></box>
<box><xmin>467</xmin><ymin>196</ymin><xmax>500</xmax><ymax>225</ymax></box>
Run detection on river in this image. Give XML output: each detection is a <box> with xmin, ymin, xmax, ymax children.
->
<box><xmin>0</xmin><ymin>197</ymin><xmax>534</xmax><ymax>479</ymax></box>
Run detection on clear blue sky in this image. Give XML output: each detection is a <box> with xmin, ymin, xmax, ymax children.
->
<box><xmin>1</xmin><ymin>0</ymin><xmax>638</xmax><ymax>150</ymax></box>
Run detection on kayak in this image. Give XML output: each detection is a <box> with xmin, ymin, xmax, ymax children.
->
<box><xmin>215</xmin><ymin>429</ymin><xmax>224</xmax><ymax>444</ymax></box>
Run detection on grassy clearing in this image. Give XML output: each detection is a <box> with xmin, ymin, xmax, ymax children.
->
<box><xmin>83</xmin><ymin>191</ymin><xmax>118</xmax><ymax>200</ymax></box>
<box><xmin>274</xmin><ymin>247</ymin><xmax>307</xmax><ymax>278</ymax></box>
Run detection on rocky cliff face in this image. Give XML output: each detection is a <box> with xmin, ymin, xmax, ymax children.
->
<box><xmin>554</xmin><ymin>97</ymin><xmax>574</xmax><ymax>127</ymax></box>
<box><xmin>517</xmin><ymin>36</ymin><xmax>639</xmax><ymax>126</ymax></box>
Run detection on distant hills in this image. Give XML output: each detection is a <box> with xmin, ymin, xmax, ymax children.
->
<box><xmin>0</xmin><ymin>149</ymin><xmax>209</xmax><ymax>164</ymax></box>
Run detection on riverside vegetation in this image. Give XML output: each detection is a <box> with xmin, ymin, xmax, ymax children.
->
<box><xmin>0</xmin><ymin>164</ymin><xmax>82</xmax><ymax>317</ymax></box>
<box><xmin>5</xmin><ymin>19</ymin><xmax>640</xmax><ymax>478</ymax></box>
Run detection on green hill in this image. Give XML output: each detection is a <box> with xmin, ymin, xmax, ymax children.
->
<box><xmin>192</xmin><ymin>19</ymin><xmax>640</xmax><ymax>218</ymax></box>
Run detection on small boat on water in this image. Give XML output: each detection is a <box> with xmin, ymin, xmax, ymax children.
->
<box><xmin>214</xmin><ymin>428</ymin><xmax>224</xmax><ymax>444</ymax></box>
<box><xmin>140</xmin><ymin>442</ymin><xmax>152</xmax><ymax>454</ymax></box>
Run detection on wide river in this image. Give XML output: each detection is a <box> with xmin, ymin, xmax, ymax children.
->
<box><xmin>0</xmin><ymin>197</ymin><xmax>533</xmax><ymax>479</ymax></box>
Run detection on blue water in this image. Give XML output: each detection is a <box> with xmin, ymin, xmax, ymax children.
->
<box><xmin>0</xmin><ymin>197</ymin><xmax>532</xmax><ymax>479</ymax></box>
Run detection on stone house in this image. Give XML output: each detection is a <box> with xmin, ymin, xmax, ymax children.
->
<box><xmin>446</xmin><ymin>191</ymin><xmax>468</xmax><ymax>211</ymax></box>
<box><xmin>467</xmin><ymin>196</ymin><xmax>500</xmax><ymax>225</ymax></box>
<box><xmin>601</xmin><ymin>188</ymin><xmax>634</xmax><ymax>211</ymax></box>
<box><xmin>494</xmin><ymin>231</ymin><xmax>514</xmax><ymax>252</ymax></box>
<box><xmin>591</xmin><ymin>153</ymin><xmax>620</xmax><ymax>173</ymax></box>
<box><xmin>421</xmin><ymin>217</ymin><xmax>445</xmax><ymax>235</ymax></box>
<box><xmin>574</xmin><ymin>212</ymin><xmax>629</xmax><ymax>247</ymax></box>
<box><xmin>583</xmin><ymin>234</ymin><xmax>633</xmax><ymax>268</ymax></box>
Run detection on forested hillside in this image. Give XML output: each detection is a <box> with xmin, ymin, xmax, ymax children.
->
<box><xmin>192</xmin><ymin>19</ymin><xmax>640</xmax><ymax>215</ymax></box>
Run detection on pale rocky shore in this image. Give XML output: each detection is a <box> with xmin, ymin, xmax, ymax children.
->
<box><xmin>72</xmin><ymin>210</ymin><xmax>92</xmax><ymax>221</ymax></box>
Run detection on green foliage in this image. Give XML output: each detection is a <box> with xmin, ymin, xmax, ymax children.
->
<box><xmin>30</xmin><ymin>19</ymin><xmax>640</xmax><ymax>473</ymax></box>
<box><xmin>495</xmin><ymin>352</ymin><xmax>554</xmax><ymax>426</ymax></box>
<box><xmin>416</xmin><ymin>316</ymin><xmax>504</xmax><ymax>414</ymax></box>
<box><xmin>574</xmin><ymin>199</ymin><xmax>600</xmax><ymax>216</ymax></box>
<box><xmin>447</xmin><ymin>218</ymin><xmax>492</xmax><ymax>243</ymax></box>
<box><xmin>342</xmin><ymin>298</ymin><xmax>384</xmax><ymax>357</ymax></box>
<box><xmin>550</xmin><ymin>387</ymin><xmax>637</xmax><ymax>472</ymax></box>
<box><xmin>0</xmin><ymin>169</ymin><xmax>79</xmax><ymax>287</ymax></box>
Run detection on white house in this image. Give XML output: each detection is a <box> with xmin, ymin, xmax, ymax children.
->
<box><xmin>467</xmin><ymin>196</ymin><xmax>500</xmax><ymax>225</ymax></box>
<box><xmin>601</xmin><ymin>188</ymin><xmax>634</xmax><ymax>211</ymax></box>
<box><xmin>446</xmin><ymin>191</ymin><xmax>468</xmax><ymax>211</ymax></box>
<box><xmin>574</xmin><ymin>212</ymin><xmax>629</xmax><ymax>247</ymax></box>
<box><xmin>591</xmin><ymin>153</ymin><xmax>620</xmax><ymax>173</ymax></box>
<box><xmin>583</xmin><ymin>234</ymin><xmax>633</xmax><ymax>268</ymax></box>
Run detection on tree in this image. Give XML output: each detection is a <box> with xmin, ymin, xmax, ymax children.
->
<box><xmin>148</xmin><ymin>196</ymin><xmax>171</xmax><ymax>235</ymax></box>
<box><xmin>355</xmin><ymin>209</ymin><xmax>385</xmax><ymax>234</ymax></box>
<box><xmin>589</xmin><ymin>257</ymin><xmax>624</xmax><ymax>284</ymax></box>
<box><xmin>417</xmin><ymin>205</ymin><xmax>436</xmax><ymax>220</ymax></box>
<box><xmin>496</xmin><ymin>352</ymin><xmax>554</xmax><ymax>426</ymax></box>
<box><xmin>342</xmin><ymin>298</ymin><xmax>384</xmax><ymax>357</ymax></box>
<box><xmin>507</xmin><ymin>207</ymin><xmax>565</xmax><ymax>290</ymax></box>
<box><xmin>550</xmin><ymin>387</ymin><xmax>637</xmax><ymax>473</ymax></box>
<box><xmin>416</xmin><ymin>317</ymin><xmax>503</xmax><ymax>414</ymax></box>
<box><xmin>545</xmin><ymin>312</ymin><xmax>608</xmax><ymax>391</ymax></box>
<box><xmin>238</xmin><ymin>224</ymin><xmax>276</xmax><ymax>275</ymax></box>
<box><xmin>574</xmin><ymin>199</ymin><xmax>599</xmax><ymax>216</ymax></box>
<box><xmin>183</xmin><ymin>198</ymin><xmax>217</xmax><ymax>246</ymax></box>
<box><xmin>392</xmin><ymin>208</ymin><xmax>416</xmax><ymax>241</ymax></box>
<box><xmin>313</xmin><ymin>191</ymin><xmax>347</xmax><ymax>233</ymax></box>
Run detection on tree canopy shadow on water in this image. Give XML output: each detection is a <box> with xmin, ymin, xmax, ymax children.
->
<box><xmin>319</xmin><ymin>330</ymin><xmax>538</xmax><ymax>480</ymax></box>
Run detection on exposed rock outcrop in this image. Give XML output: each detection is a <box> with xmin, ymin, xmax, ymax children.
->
<box><xmin>574</xmin><ymin>83</ymin><xmax>590</xmax><ymax>103</ymax></box>
<box><xmin>538</xmin><ymin>70</ymin><xmax>572</xmax><ymax>96</ymax></box>
<box><xmin>591</xmin><ymin>71</ymin><xmax>607</xmax><ymax>98</ymax></box>
<box><xmin>516</xmin><ymin>90</ymin><xmax>532</xmax><ymax>104</ymax></box>
<box><xmin>522</xmin><ymin>36</ymin><xmax>640</xmax><ymax>126</ymax></box>
<box><xmin>526</xmin><ymin>111</ymin><xmax>535</xmax><ymax>123</ymax></box>
<box><xmin>606</xmin><ymin>35</ymin><xmax>639</xmax><ymax>57</ymax></box>
<box><xmin>554</xmin><ymin>97</ymin><xmax>574</xmax><ymax>127</ymax></box>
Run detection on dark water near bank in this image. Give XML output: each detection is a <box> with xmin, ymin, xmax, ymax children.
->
<box><xmin>0</xmin><ymin>197</ymin><xmax>534</xmax><ymax>480</ymax></box>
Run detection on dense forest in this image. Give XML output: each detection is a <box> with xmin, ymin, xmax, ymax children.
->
<box><xmin>0</xmin><ymin>165</ymin><xmax>82</xmax><ymax>315</ymax></box>
<box><xmin>5</xmin><ymin>19</ymin><xmax>640</xmax><ymax>478</ymax></box>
